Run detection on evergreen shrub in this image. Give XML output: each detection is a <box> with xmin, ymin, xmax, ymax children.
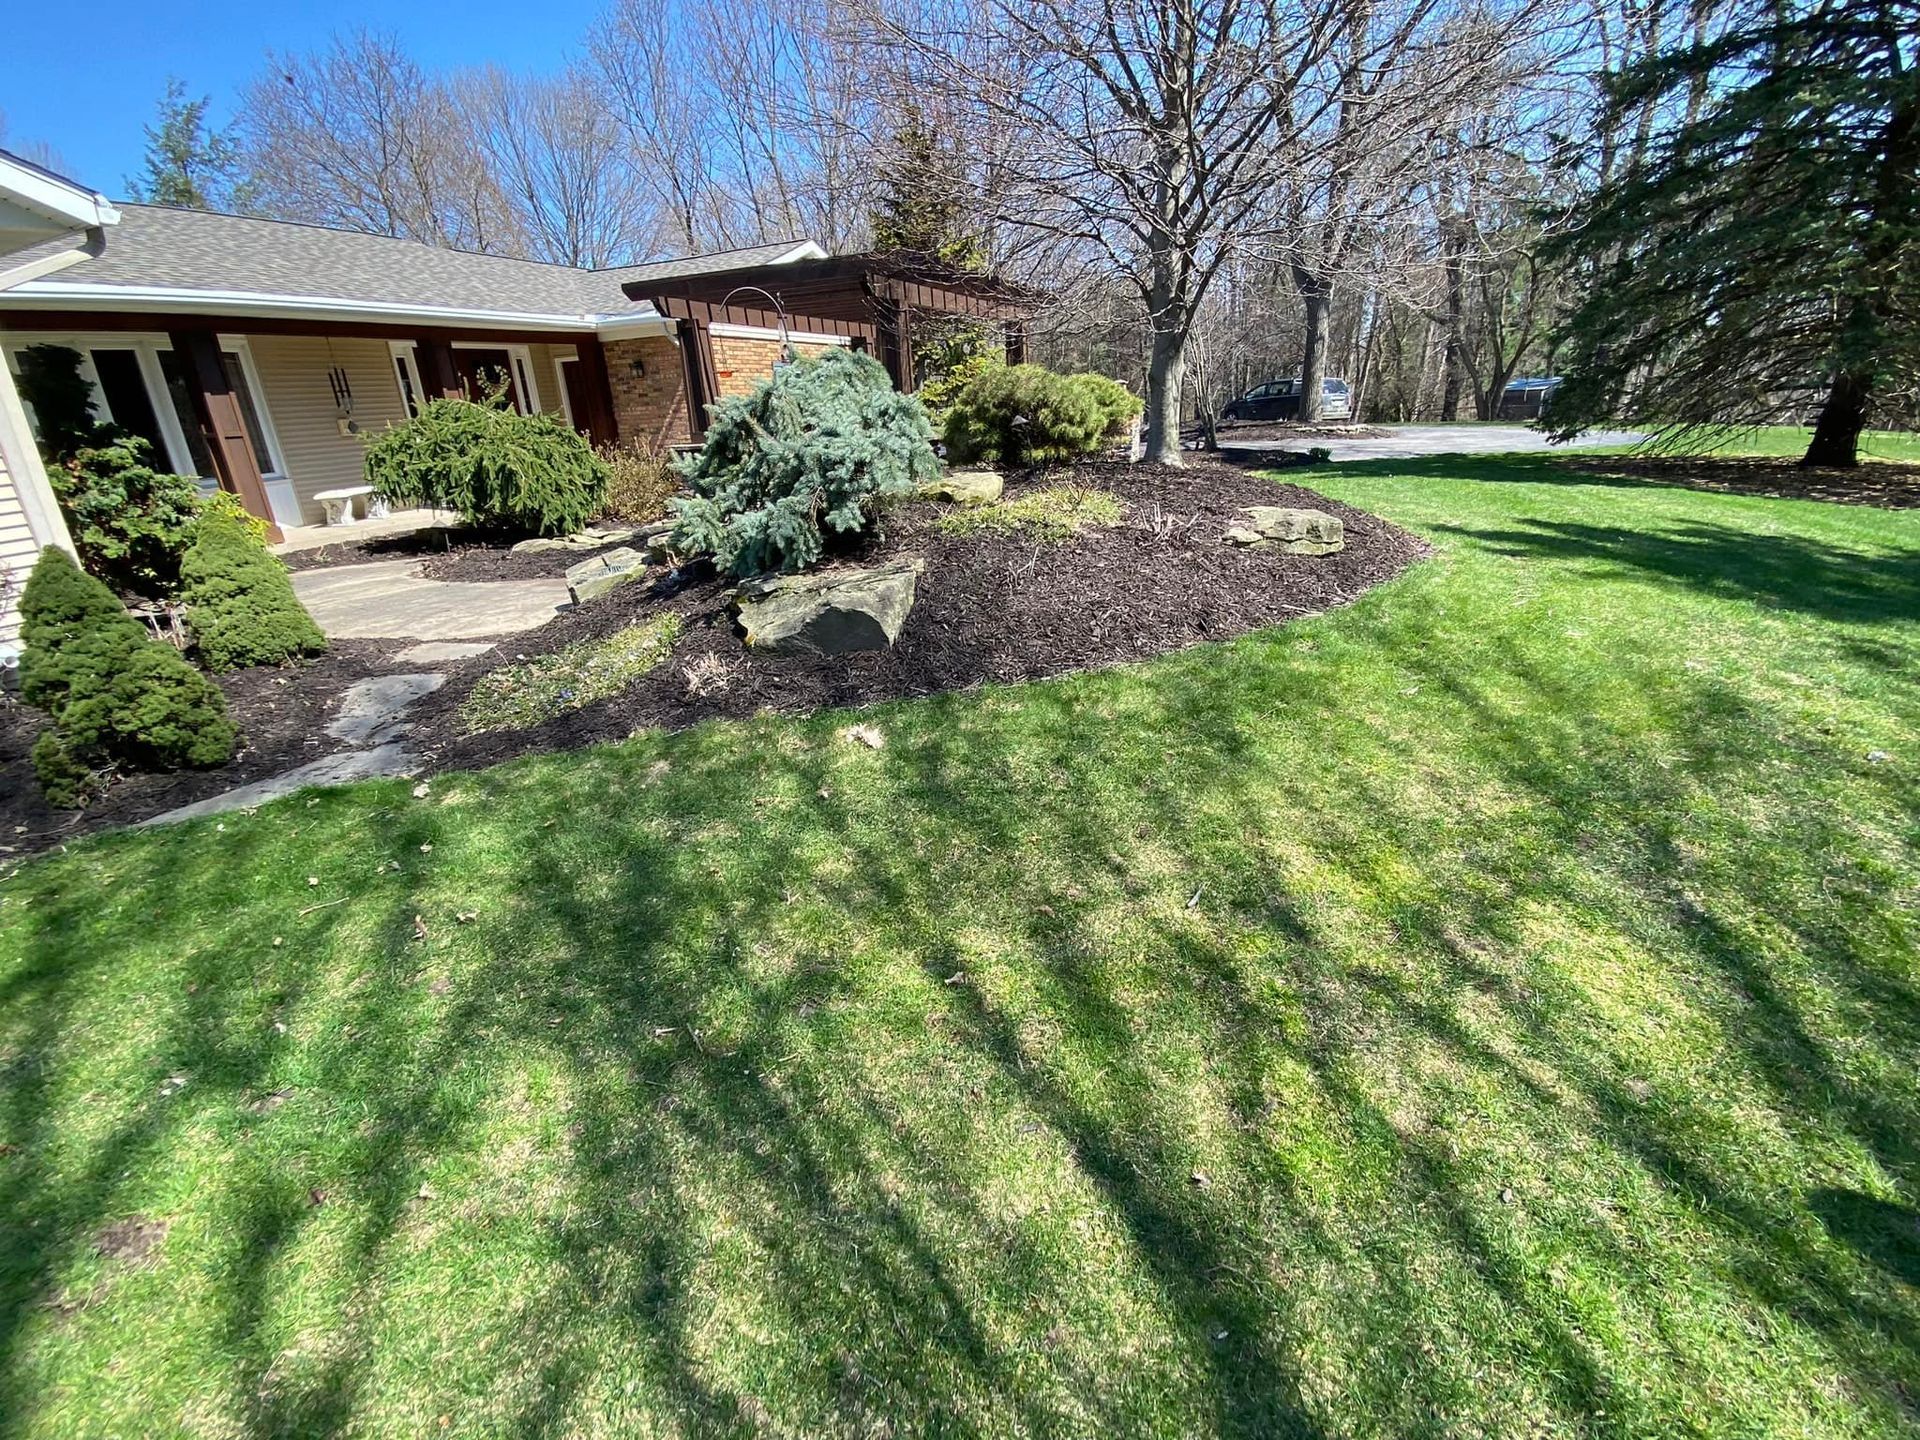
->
<box><xmin>363</xmin><ymin>398</ymin><xmax>609</xmax><ymax>535</ymax></box>
<box><xmin>19</xmin><ymin>547</ymin><xmax>235</xmax><ymax>805</ymax></box>
<box><xmin>670</xmin><ymin>348</ymin><xmax>938</xmax><ymax>576</ymax></box>
<box><xmin>942</xmin><ymin>364</ymin><xmax>1142</xmax><ymax>466</ymax></box>
<box><xmin>14</xmin><ymin>344</ymin><xmax>206</xmax><ymax>597</ymax></box>
<box><xmin>179</xmin><ymin>509</ymin><xmax>327</xmax><ymax>671</ymax></box>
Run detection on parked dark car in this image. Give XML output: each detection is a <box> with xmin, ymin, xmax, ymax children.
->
<box><xmin>1497</xmin><ymin>377</ymin><xmax>1561</xmax><ymax>420</ymax></box>
<box><xmin>1220</xmin><ymin>377</ymin><xmax>1352</xmax><ymax>422</ymax></box>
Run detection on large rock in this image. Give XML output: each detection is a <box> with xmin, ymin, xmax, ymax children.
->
<box><xmin>512</xmin><ymin>525</ymin><xmax>638</xmax><ymax>555</ymax></box>
<box><xmin>566</xmin><ymin>546</ymin><xmax>649</xmax><ymax>604</ymax></box>
<box><xmin>733</xmin><ymin>559</ymin><xmax>924</xmax><ymax>655</ymax></box>
<box><xmin>1228</xmin><ymin>506</ymin><xmax>1344</xmax><ymax>556</ymax></box>
<box><xmin>918</xmin><ymin>469</ymin><xmax>1004</xmax><ymax>506</ymax></box>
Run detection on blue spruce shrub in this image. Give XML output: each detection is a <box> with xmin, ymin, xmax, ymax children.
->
<box><xmin>670</xmin><ymin>348</ymin><xmax>939</xmax><ymax>576</ymax></box>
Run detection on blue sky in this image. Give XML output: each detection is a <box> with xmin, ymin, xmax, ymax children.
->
<box><xmin>3</xmin><ymin>0</ymin><xmax>599</xmax><ymax>195</ymax></box>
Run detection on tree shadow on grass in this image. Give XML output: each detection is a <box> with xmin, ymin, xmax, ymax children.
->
<box><xmin>1429</xmin><ymin>517</ymin><xmax>1920</xmax><ymax>627</ymax></box>
<box><xmin>3</xmin><ymin>485</ymin><xmax>1919</xmax><ymax>1434</ymax></box>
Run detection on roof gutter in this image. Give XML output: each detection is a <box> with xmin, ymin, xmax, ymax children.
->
<box><xmin>0</xmin><ymin>280</ymin><xmax>682</xmax><ymax>337</ymax></box>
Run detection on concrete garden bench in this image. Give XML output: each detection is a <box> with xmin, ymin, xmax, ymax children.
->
<box><xmin>312</xmin><ymin>486</ymin><xmax>389</xmax><ymax>526</ymax></box>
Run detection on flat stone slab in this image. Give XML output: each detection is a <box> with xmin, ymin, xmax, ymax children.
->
<box><xmin>291</xmin><ymin>560</ymin><xmax>568</xmax><ymax>640</ymax></box>
<box><xmin>392</xmin><ymin>641</ymin><xmax>495</xmax><ymax>665</ymax></box>
<box><xmin>566</xmin><ymin>546</ymin><xmax>650</xmax><ymax>604</ymax></box>
<box><xmin>919</xmin><ymin>469</ymin><xmax>1004</xmax><ymax>505</ymax></box>
<box><xmin>138</xmin><ymin>743</ymin><xmax>423</xmax><ymax>828</ymax></box>
<box><xmin>510</xmin><ymin>525</ymin><xmax>638</xmax><ymax>555</ymax></box>
<box><xmin>325</xmin><ymin>673</ymin><xmax>445</xmax><ymax>746</ymax></box>
<box><xmin>1229</xmin><ymin>506</ymin><xmax>1345</xmax><ymax>555</ymax></box>
<box><xmin>734</xmin><ymin>559</ymin><xmax>924</xmax><ymax>655</ymax></box>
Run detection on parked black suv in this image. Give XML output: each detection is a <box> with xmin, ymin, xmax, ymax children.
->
<box><xmin>1220</xmin><ymin>377</ymin><xmax>1352</xmax><ymax>422</ymax></box>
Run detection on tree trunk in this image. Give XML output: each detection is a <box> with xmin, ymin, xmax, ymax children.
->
<box><xmin>1295</xmin><ymin>268</ymin><xmax>1332</xmax><ymax>425</ymax></box>
<box><xmin>1145</xmin><ymin>322</ymin><xmax>1187</xmax><ymax>465</ymax></box>
<box><xmin>1802</xmin><ymin>367</ymin><xmax>1871</xmax><ymax>467</ymax></box>
<box><xmin>1440</xmin><ymin>239</ymin><xmax>1468</xmax><ymax>422</ymax></box>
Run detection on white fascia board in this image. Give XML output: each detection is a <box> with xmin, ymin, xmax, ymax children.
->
<box><xmin>772</xmin><ymin>241</ymin><xmax>828</xmax><ymax>263</ymax></box>
<box><xmin>590</xmin><ymin>311</ymin><xmax>681</xmax><ymax>340</ymax></box>
<box><xmin>0</xmin><ymin>234</ymin><xmax>96</xmax><ymax>292</ymax></box>
<box><xmin>0</xmin><ymin>159</ymin><xmax>119</xmax><ymax>231</ymax></box>
<box><xmin>0</xmin><ymin>280</ymin><xmax>607</xmax><ymax>333</ymax></box>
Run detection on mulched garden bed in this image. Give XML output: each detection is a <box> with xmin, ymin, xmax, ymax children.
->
<box><xmin>2</xmin><ymin>459</ymin><xmax>1426</xmax><ymax>855</ymax></box>
<box><xmin>410</xmin><ymin>458</ymin><xmax>1428</xmax><ymax>771</ymax></box>
<box><xmin>1560</xmin><ymin>454</ymin><xmax>1920</xmax><ymax>509</ymax></box>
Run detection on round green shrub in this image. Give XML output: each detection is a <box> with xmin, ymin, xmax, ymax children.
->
<box><xmin>180</xmin><ymin>509</ymin><xmax>327</xmax><ymax>672</ymax></box>
<box><xmin>671</xmin><ymin>348</ymin><xmax>939</xmax><ymax>576</ymax></box>
<box><xmin>53</xmin><ymin>437</ymin><xmax>205</xmax><ymax>598</ymax></box>
<box><xmin>942</xmin><ymin>364</ymin><xmax>1141</xmax><ymax>467</ymax></box>
<box><xmin>363</xmin><ymin>398</ymin><xmax>609</xmax><ymax>536</ymax></box>
<box><xmin>19</xmin><ymin>547</ymin><xmax>236</xmax><ymax>805</ymax></box>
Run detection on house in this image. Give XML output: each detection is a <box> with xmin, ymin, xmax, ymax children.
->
<box><xmin>0</xmin><ymin>148</ymin><xmax>1041</xmax><ymax>649</ymax></box>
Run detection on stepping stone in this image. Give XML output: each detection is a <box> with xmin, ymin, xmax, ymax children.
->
<box><xmin>919</xmin><ymin>469</ymin><xmax>1004</xmax><ymax>505</ymax></box>
<box><xmin>326</xmin><ymin>673</ymin><xmax>445</xmax><ymax>746</ymax></box>
<box><xmin>510</xmin><ymin>525</ymin><xmax>638</xmax><ymax>555</ymax></box>
<box><xmin>393</xmin><ymin>641</ymin><xmax>495</xmax><ymax>665</ymax></box>
<box><xmin>566</xmin><ymin>547</ymin><xmax>649</xmax><ymax>604</ymax></box>
<box><xmin>139</xmin><ymin>743</ymin><xmax>423</xmax><ymax>828</ymax></box>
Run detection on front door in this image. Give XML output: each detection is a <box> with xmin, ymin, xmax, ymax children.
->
<box><xmin>452</xmin><ymin>348</ymin><xmax>522</xmax><ymax>410</ymax></box>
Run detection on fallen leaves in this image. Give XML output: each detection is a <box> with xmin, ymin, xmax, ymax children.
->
<box><xmin>841</xmin><ymin>723</ymin><xmax>886</xmax><ymax>750</ymax></box>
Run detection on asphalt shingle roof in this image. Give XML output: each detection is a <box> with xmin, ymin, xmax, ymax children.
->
<box><xmin>4</xmin><ymin>204</ymin><xmax>819</xmax><ymax>321</ymax></box>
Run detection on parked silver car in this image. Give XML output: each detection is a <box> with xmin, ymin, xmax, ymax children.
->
<box><xmin>1220</xmin><ymin>376</ymin><xmax>1352</xmax><ymax>422</ymax></box>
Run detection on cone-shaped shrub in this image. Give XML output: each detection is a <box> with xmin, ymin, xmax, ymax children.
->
<box><xmin>671</xmin><ymin>348</ymin><xmax>938</xmax><ymax>576</ymax></box>
<box><xmin>19</xmin><ymin>547</ymin><xmax>235</xmax><ymax>806</ymax></box>
<box><xmin>180</xmin><ymin>509</ymin><xmax>327</xmax><ymax>671</ymax></box>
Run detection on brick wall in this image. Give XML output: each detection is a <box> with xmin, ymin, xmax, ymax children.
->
<box><xmin>710</xmin><ymin>335</ymin><xmax>841</xmax><ymax>401</ymax></box>
<box><xmin>604</xmin><ymin>336</ymin><xmax>693</xmax><ymax>449</ymax></box>
<box><xmin>603</xmin><ymin>333</ymin><xmax>848</xmax><ymax>448</ymax></box>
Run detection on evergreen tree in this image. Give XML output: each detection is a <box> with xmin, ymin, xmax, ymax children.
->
<box><xmin>671</xmin><ymin>349</ymin><xmax>938</xmax><ymax>575</ymax></box>
<box><xmin>868</xmin><ymin>105</ymin><xmax>987</xmax><ymax>272</ymax></box>
<box><xmin>19</xmin><ymin>548</ymin><xmax>236</xmax><ymax>806</ymax></box>
<box><xmin>1543</xmin><ymin>0</ymin><xmax>1920</xmax><ymax>467</ymax></box>
<box><xmin>125</xmin><ymin>78</ymin><xmax>253</xmax><ymax>212</ymax></box>
<box><xmin>180</xmin><ymin>509</ymin><xmax>327</xmax><ymax>671</ymax></box>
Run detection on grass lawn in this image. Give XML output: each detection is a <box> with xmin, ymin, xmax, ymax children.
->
<box><xmin>3</xmin><ymin>449</ymin><xmax>1917</xmax><ymax>1437</ymax></box>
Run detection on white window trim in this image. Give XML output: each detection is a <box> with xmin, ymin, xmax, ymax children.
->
<box><xmin>2</xmin><ymin>332</ymin><xmax>295</xmax><ymax>526</ymax></box>
<box><xmin>389</xmin><ymin>340</ymin><xmax>425</xmax><ymax>417</ymax></box>
<box><xmin>553</xmin><ymin>353</ymin><xmax>578</xmax><ymax>427</ymax></box>
<box><xmin>450</xmin><ymin>340</ymin><xmax>542</xmax><ymax>415</ymax></box>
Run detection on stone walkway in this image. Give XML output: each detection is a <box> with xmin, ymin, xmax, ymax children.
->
<box><xmin>291</xmin><ymin>560</ymin><xmax>569</xmax><ymax>641</ymax></box>
<box><xmin>142</xmin><ymin>673</ymin><xmax>445</xmax><ymax>828</ymax></box>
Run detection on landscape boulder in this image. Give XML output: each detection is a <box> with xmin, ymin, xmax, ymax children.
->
<box><xmin>1227</xmin><ymin>506</ymin><xmax>1344</xmax><ymax>556</ymax></box>
<box><xmin>733</xmin><ymin>559</ymin><xmax>924</xmax><ymax>655</ymax></box>
<box><xmin>918</xmin><ymin>469</ymin><xmax>1004</xmax><ymax>506</ymax></box>
<box><xmin>511</xmin><ymin>525</ymin><xmax>637</xmax><ymax>556</ymax></box>
<box><xmin>566</xmin><ymin>546</ymin><xmax>649</xmax><ymax>604</ymax></box>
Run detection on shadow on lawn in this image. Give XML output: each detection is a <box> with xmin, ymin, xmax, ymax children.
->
<box><xmin>3</xmin><ymin>483</ymin><xmax>1919</xmax><ymax>1434</ymax></box>
<box><xmin>1431</xmin><ymin>516</ymin><xmax>1920</xmax><ymax>627</ymax></box>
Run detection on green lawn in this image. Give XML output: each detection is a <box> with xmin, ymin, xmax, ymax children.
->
<box><xmin>3</xmin><ymin>450</ymin><xmax>1918</xmax><ymax>1437</ymax></box>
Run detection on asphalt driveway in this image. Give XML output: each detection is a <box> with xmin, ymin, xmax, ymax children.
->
<box><xmin>1214</xmin><ymin>423</ymin><xmax>1645</xmax><ymax>462</ymax></box>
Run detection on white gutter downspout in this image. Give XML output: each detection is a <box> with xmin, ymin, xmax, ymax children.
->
<box><xmin>0</xmin><ymin>225</ymin><xmax>107</xmax><ymax>293</ymax></box>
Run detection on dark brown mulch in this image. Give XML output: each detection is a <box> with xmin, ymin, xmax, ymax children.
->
<box><xmin>1</xmin><ymin>459</ymin><xmax>1425</xmax><ymax>855</ymax></box>
<box><xmin>1561</xmin><ymin>454</ymin><xmax>1920</xmax><ymax>509</ymax></box>
<box><xmin>407</xmin><ymin>459</ymin><xmax>1428</xmax><ymax>775</ymax></box>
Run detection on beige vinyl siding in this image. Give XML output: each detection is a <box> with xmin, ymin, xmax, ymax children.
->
<box><xmin>526</xmin><ymin>343</ymin><xmax>576</xmax><ymax>417</ymax></box>
<box><xmin>244</xmin><ymin>335</ymin><xmax>409</xmax><ymax>525</ymax></box>
<box><xmin>0</xmin><ymin>450</ymin><xmax>37</xmax><ymax>647</ymax></box>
